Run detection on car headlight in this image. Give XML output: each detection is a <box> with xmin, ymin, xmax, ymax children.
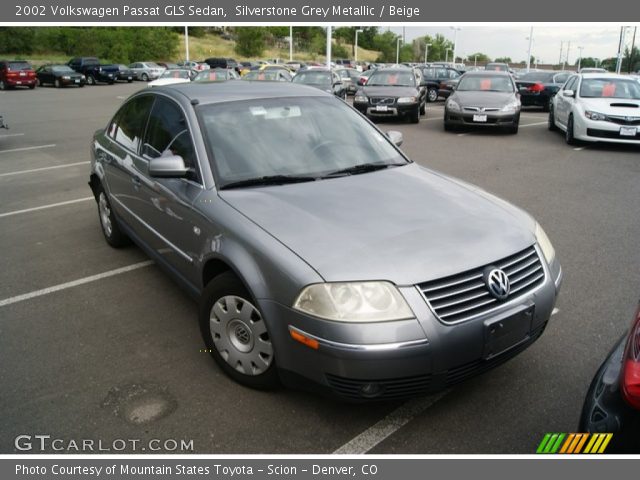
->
<box><xmin>446</xmin><ymin>99</ymin><xmax>461</xmax><ymax>112</ymax></box>
<box><xmin>535</xmin><ymin>223</ymin><xmax>556</xmax><ymax>265</ymax></box>
<box><xmin>397</xmin><ymin>96</ymin><xmax>417</xmax><ymax>104</ymax></box>
<box><xmin>584</xmin><ymin>110</ymin><xmax>607</xmax><ymax>121</ymax></box>
<box><xmin>62</xmin><ymin>76</ymin><xmax>70</xmax><ymax>80</ymax></box>
<box><xmin>354</xmin><ymin>95</ymin><xmax>368</xmax><ymax>103</ymax></box>
<box><xmin>501</xmin><ymin>101</ymin><xmax>520</xmax><ymax>112</ymax></box>
<box><xmin>293</xmin><ymin>281</ymin><xmax>414</xmax><ymax>322</ymax></box>
<box><xmin>81</xmin><ymin>75</ymin><xmax>86</xmax><ymax>80</ymax></box>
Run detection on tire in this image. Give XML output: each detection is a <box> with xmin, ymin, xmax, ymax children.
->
<box><xmin>542</xmin><ymin>101</ymin><xmax>550</xmax><ymax>113</ymax></box>
<box><xmin>548</xmin><ymin>106</ymin><xmax>557</xmax><ymax>131</ymax></box>
<box><xmin>29</xmin><ymin>84</ymin><xmax>35</xmax><ymax>90</ymax></box>
<box><xmin>127</xmin><ymin>79</ymin><xmax>133</xmax><ymax>83</ymax></box>
<box><xmin>410</xmin><ymin>107</ymin><xmax>420</xmax><ymax>124</ymax></box>
<box><xmin>87</xmin><ymin>75</ymin><xmax>96</xmax><ymax>86</ymax></box>
<box><xmin>427</xmin><ymin>88</ymin><xmax>438</xmax><ymax>102</ymax></box>
<box><xmin>54</xmin><ymin>79</ymin><xmax>61</xmax><ymax>88</ymax></box>
<box><xmin>419</xmin><ymin>102</ymin><xmax>426</xmax><ymax>115</ymax></box>
<box><xmin>508</xmin><ymin>121</ymin><xmax>519</xmax><ymax>134</ymax></box>
<box><xmin>141</xmin><ymin>73</ymin><xmax>149</xmax><ymax>82</ymax></box>
<box><xmin>95</xmin><ymin>184</ymin><xmax>130</xmax><ymax>248</ymax></box>
<box><xmin>35</xmin><ymin>78</ymin><xmax>41</xmax><ymax>87</ymax></box>
<box><xmin>565</xmin><ymin>114</ymin><xmax>578</xmax><ymax>145</ymax></box>
<box><xmin>199</xmin><ymin>272</ymin><xmax>279</xmax><ymax>390</ymax></box>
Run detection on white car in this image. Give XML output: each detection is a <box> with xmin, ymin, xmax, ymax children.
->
<box><xmin>147</xmin><ymin>69</ymin><xmax>194</xmax><ymax>87</ymax></box>
<box><xmin>549</xmin><ymin>73</ymin><xmax>640</xmax><ymax>145</ymax></box>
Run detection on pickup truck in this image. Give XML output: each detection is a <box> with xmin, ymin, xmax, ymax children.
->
<box><xmin>67</xmin><ymin>57</ymin><xmax>119</xmax><ymax>85</ymax></box>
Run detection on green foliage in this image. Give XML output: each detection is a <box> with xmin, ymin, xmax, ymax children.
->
<box><xmin>332</xmin><ymin>43</ymin><xmax>349</xmax><ymax>59</ymax></box>
<box><xmin>234</xmin><ymin>27</ymin><xmax>265</xmax><ymax>57</ymax></box>
<box><xmin>466</xmin><ymin>52</ymin><xmax>491</xmax><ymax>64</ymax></box>
<box><xmin>412</xmin><ymin>34</ymin><xmax>453</xmax><ymax>62</ymax></box>
<box><xmin>0</xmin><ymin>27</ymin><xmax>178</xmax><ymax>64</ymax></box>
<box><xmin>494</xmin><ymin>57</ymin><xmax>512</xmax><ymax>64</ymax></box>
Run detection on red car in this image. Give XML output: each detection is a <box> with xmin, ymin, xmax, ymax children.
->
<box><xmin>0</xmin><ymin>60</ymin><xmax>37</xmax><ymax>90</ymax></box>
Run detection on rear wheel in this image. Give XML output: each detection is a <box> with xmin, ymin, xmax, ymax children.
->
<box><xmin>54</xmin><ymin>79</ymin><xmax>61</xmax><ymax>88</ymax></box>
<box><xmin>565</xmin><ymin>114</ymin><xmax>578</xmax><ymax>145</ymax></box>
<box><xmin>542</xmin><ymin>100</ymin><xmax>550</xmax><ymax>113</ymax></box>
<box><xmin>29</xmin><ymin>84</ymin><xmax>35</xmax><ymax>89</ymax></box>
<box><xmin>0</xmin><ymin>80</ymin><xmax>6</xmax><ymax>90</ymax></box>
<box><xmin>87</xmin><ymin>75</ymin><xmax>96</xmax><ymax>86</ymax></box>
<box><xmin>444</xmin><ymin>121</ymin><xmax>454</xmax><ymax>132</ymax></box>
<box><xmin>427</xmin><ymin>88</ymin><xmax>438</xmax><ymax>102</ymax></box>
<box><xmin>96</xmin><ymin>184</ymin><xmax>130</xmax><ymax>248</ymax></box>
<box><xmin>141</xmin><ymin>73</ymin><xmax>149</xmax><ymax>81</ymax></box>
<box><xmin>199</xmin><ymin>272</ymin><xmax>279</xmax><ymax>390</ymax></box>
<box><xmin>419</xmin><ymin>102</ymin><xmax>426</xmax><ymax>115</ymax></box>
<box><xmin>548</xmin><ymin>106</ymin><xmax>557</xmax><ymax>131</ymax></box>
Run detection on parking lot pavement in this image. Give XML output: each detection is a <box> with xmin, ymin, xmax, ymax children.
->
<box><xmin>1</xmin><ymin>84</ymin><xmax>639</xmax><ymax>454</ymax></box>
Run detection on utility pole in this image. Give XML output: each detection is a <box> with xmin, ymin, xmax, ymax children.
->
<box><xmin>424</xmin><ymin>43</ymin><xmax>432</xmax><ymax>64</ymax></box>
<box><xmin>326</xmin><ymin>26</ymin><xmax>332</xmax><ymax>70</ymax></box>
<box><xmin>355</xmin><ymin>29</ymin><xmax>363</xmax><ymax>63</ymax></box>
<box><xmin>616</xmin><ymin>26</ymin><xmax>625</xmax><ymax>74</ymax></box>
<box><xmin>289</xmin><ymin>26</ymin><xmax>293</xmax><ymax>62</ymax></box>
<box><xmin>629</xmin><ymin>26</ymin><xmax>637</xmax><ymax>74</ymax></box>
<box><xmin>526</xmin><ymin>27</ymin><xmax>534</xmax><ymax>72</ymax></box>
<box><xmin>565</xmin><ymin>41</ymin><xmax>571</xmax><ymax>70</ymax></box>
<box><xmin>184</xmin><ymin>26</ymin><xmax>189</xmax><ymax>62</ymax></box>
<box><xmin>474</xmin><ymin>54</ymin><xmax>478</xmax><ymax>67</ymax></box>
<box><xmin>577</xmin><ymin>46</ymin><xmax>584</xmax><ymax>71</ymax></box>
<box><xmin>558</xmin><ymin>41</ymin><xmax>563</xmax><ymax>66</ymax></box>
<box><xmin>396</xmin><ymin>37</ymin><xmax>402</xmax><ymax>64</ymax></box>
<box><xmin>450</xmin><ymin>27</ymin><xmax>461</xmax><ymax>64</ymax></box>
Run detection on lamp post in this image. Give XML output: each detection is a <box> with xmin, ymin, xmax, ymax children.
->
<box><xmin>445</xmin><ymin>48</ymin><xmax>452</xmax><ymax>63</ymax></box>
<box><xmin>396</xmin><ymin>37</ymin><xmax>402</xmax><ymax>64</ymax></box>
<box><xmin>326</xmin><ymin>26</ymin><xmax>332</xmax><ymax>70</ymax></box>
<box><xmin>424</xmin><ymin>43</ymin><xmax>432</xmax><ymax>64</ymax></box>
<box><xmin>577</xmin><ymin>46</ymin><xmax>584</xmax><ymax>71</ymax></box>
<box><xmin>474</xmin><ymin>54</ymin><xmax>478</xmax><ymax>67</ymax></box>
<box><xmin>289</xmin><ymin>26</ymin><xmax>293</xmax><ymax>62</ymax></box>
<box><xmin>450</xmin><ymin>27</ymin><xmax>461</xmax><ymax>63</ymax></box>
<box><xmin>526</xmin><ymin>26</ymin><xmax>534</xmax><ymax>72</ymax></box>
<box><xmin>355</xmin><ymin>29</ymin><xmax>363</xmax><ymax>63</ymax></box>
<box><xmin>184</xmin><ymin>26</ymin><xmax>189</xmax><ymax>62</ymax></box>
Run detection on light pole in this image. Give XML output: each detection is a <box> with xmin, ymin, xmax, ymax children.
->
<box><xmin>355</xmin><ymin>29</ymin><xmax>363</xmax><ymax>63</ymax></box>
<box><xmin>577</xmin><ymin>46</ymin><xmax>584</xmax><ymax>71</ymax></box>
<box><xmin>396</xmin><ymin>37</ymin><xmax>402</xmax><ymax>64</ymax></box>
<box><xmin>289</xmin><ymin>26</ymin><xmax>293</xmax><ymax>62</ymax></box>
<box><xmin>326</xmin><ymin>26</ymin><xmax>332</xmax><ymax>70</ymax></box>
<box><xmin>616</xmin><ymin>26</ymin><xmax>627</xmax><ymax>74</ymax></box>
<box><xmin>445</xmin><ymin>48</ymin><xmax>452</xmax><ymax>63</ymax></box>
<box><xmin>526</xmin><ymin>27</ymin><xmax>534</xmax><ymax>72</ymax></box>
<box><xmin>450</xmin><ymin>27</ymin><xmax>461</xmax><ymax>63</ymax></box>
<box><xmin>424</xmin><ymin>43</ymin><xmax>432</xmax><ymax>64</ymax></box>
<box><xmin>184</xmin><ymin>26</ymin><xmax>189</xmax><ymax>62</ymax></box>
<box><xmin>474</xmin><ymin>54</ymin><xmax>478</xmax><ymax>67</ymax></box>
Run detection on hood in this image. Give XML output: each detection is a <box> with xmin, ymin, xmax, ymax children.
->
<box><xmin>579</xmin><ymin>97</ymin><xmax>640</xmax><ymax>114</ymax></box>
<box><xmin>452</xmin><ymin>91</ymin><xmax>516</xmax><ymax>108</ymax></box>
<box><xmin>361</xmin><ymin>85</ymin><xmax>419</xmax><ymax>98</ymax></box>
<box><xmin>219</xmin><ymin>164</ymin><xmax>536</xmax><ymax>286</ymax></box>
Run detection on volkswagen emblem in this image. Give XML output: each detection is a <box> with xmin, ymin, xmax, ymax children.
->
<box><xmin>485</xmin><ymin>268</ymin><xmax>510</xmax><ymax>300</ymax></box>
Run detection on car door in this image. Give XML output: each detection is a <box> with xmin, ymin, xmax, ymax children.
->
<box><xmin>556</xmin><ymin>75</ymin><xmax>578</xmax><ymax>126</ymax></box>
<box><xmin>98</xmin><ymin>94</ymin><xmax>155</xmax><ymax>243</ymax></box>
<box><xmin>135</xmin><ymin>95</ymin><xmax>204</xmax><ymax>286</ymax></box>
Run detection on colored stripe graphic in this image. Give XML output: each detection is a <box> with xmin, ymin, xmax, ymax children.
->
<box><xmin>537</xmin><ymin>433</ymin><xmax>613</xmax><ymax>454</ymax></box>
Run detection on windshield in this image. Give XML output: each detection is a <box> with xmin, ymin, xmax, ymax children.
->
<box><xmin>579</xmin><ymin>78</ymin><xmax>640</xmax><ymax>99</ymax></box>
<box><xmin>457</xmin><ymin>75</ymin><xmax>514</xmax><ymax>92</ymax></box>
<box><xmin>198</xmin><ymin>97</ymin><xmax>406</xmax><ymax>187</ymax></box>
<box><xmin>293</xmin><ymin>71</ymin><xmax>331</xmax><ymax>86</ymax></box>
<box><xmin>52</xmin><ymin>66</ymin><xmax>75</xmax><ymax>73</ymax></box>
<box><xmin>160</xmin><ymin>69</ymin><xmax>190</xmax><ymax>79</ymax></box>
<box><xmin>367</xmin><ymin>71</ymin><xmax>415</xmax><ymax>87</ymax></box>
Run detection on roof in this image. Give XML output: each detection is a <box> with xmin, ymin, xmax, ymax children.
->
<box><xmin>158</xmin><ymin>79</ymin><xmax>327</xmax><ymax>105</ymax></box>
<box><xmin>462</xmin><ymin>70</ymin><xmax>512</xmax><ymax>76</ymax></box>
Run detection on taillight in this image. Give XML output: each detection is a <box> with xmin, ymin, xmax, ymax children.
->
<box><xmin>621</xmin><ymin>303</ymin><xmax>640</xmax><ymax>410</ymax></box>
<box><xmin>528</xmin><ymin>82</ymin><xmax>545</xmax><ymax>93</ymax></box>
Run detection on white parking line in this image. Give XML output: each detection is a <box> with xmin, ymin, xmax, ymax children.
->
<box><xmin>573</xmin><ymin>146</ymin><xmax>588</xmax><ymax>151</ymax></box>
<box><xmin>0</xmin><ymin>161</ymin><xmax>89</xmax><ymax>178</ymax></box>
<box><xmin>0</xmin><ymin>261</ymin><xmax>154</xmax><ymax>308</ymax></box>
<box><xmin>520</xmin><ymin>121</ymin><xmax>548</xmax><ymax>128</ymax></box>
<box><xmin>0</xmin><ymin>144</ymin><xmax>56</xmax><ymax>154</ymax></box>
<box><xmin>0</xmin><ymin>133</ymin><xmax>25</xmax><ymax>138</ymax></box>
<box><xmin>332</xmin><ymin>391</ymin><xmax>449</xmax><ymax>454</ymax></box>
<box><xmin>0</xmin><ymin>197</ymin><xmax>93</xmax><ymax>218</ymax></box>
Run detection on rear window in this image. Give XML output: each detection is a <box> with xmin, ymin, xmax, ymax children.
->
<box><xmin>8</xmin><ymin>62</ymin><xmax>32</xmax><ymax>71</ymax></box>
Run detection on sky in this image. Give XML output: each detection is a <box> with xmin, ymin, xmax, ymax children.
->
<box><xmin>386</xmin><ymin>26</ymin><xmax>636</xmax><ymax>64</ymax></box>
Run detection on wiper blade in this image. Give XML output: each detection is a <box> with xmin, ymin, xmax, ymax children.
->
<box><xmin>322</xmin><ymin>162</ymin><xmax>406</xmax><ymax>178</ymax></box>
<box><xmin>220</xmin><ymin>175</ymin><xmax>316</xmax><ymax>190</ymax></box>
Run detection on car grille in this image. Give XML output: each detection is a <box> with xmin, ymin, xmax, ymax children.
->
<box><xmin>605</xmin><ymin>115</ymin><xmax>640</xmax><ymax>126</ymax></box>
<box><xmin>463</xmin><ymin>107</ymin><xmax>500</xmax><ymax>112</ymax></box>
<box><xmin>418</xmin><ymin>246</ymin><xmax>545</xmax><ymax>324</ymax></box>
<box><xmin>370</xmin><ymin>97</ymin><xmax>396</xmax><ymax>106</ymax></box>
<box><xmin>587</xmin><ymin>128</ymin><xmax>640</xmax><ymax>139</ymax></box>
<box><xmin>326</xmin><ymin>373</ymin><xmax>432</xmax><ymax>400</ymax></box>
<box><xmin>445</xmin><ymin>320</ymin><xmax>547</xmax><ymax>387</ymax></box>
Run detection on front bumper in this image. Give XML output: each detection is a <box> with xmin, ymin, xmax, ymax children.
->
<box><xmin>354</xmin><ymin>101</ymin><xmax>419</xmax><ymax>119</ymax></box>
<box><xmin>578</xmin><ymin>334</ymin><xmax>640</xmax><ymax>453</ymax></box>
<box><xmin>445</xmin><ymin>109</ymin><xmax>520</xmax><ymax>127</ymax></box>
<box><xmin>262</xmin><ymin>254</ymin><xmax>561</xmax><ymax>401</ymax></box>
<box><xmin>574</xmin><ymin>115</ymin><xmax>640</xmax><ymax>144</ymax></box>
<box><xmin>61</xmin><ymin>77</ymin><xmax>86</xmax><ymax>86</ymax></box>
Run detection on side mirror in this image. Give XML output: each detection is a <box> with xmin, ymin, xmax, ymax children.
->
<box><xmin>386</xmin><ymin>130</ymin><xmax>403</xmax><ymax>147</ymax></box>
<box><xmin>562</xmin><ymin>89</ymin><xmax>575</xmax><ymax>98</ymax></box>
<box><xmin>149</xmin><ymin>154</ymin><xmax>188</xmax><ymax>178</ymax></box>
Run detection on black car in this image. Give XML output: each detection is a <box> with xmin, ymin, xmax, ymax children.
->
<box><xmin>421</xmin><ymin>66</ymin><xmax>462</xmax><ymax>101</ymax></box>
<box><xmin>516</xmin><ymin>71</ymin><xmax>571</xmax><ymax>111</ymax></box>
<box><xmin>353</xmin><ymin>68</ymin><xmax>426</xmax><ymax>123</ymax></box>
<box><xmin>292</xmin><ymin>69</ymin><xmax>347</xmax><ymax>100</ymax></box>
<box><xmin>114</xmin><ymin>64</ymin><xmax>134</xmax><ymax>83</ymax></box>
<box><xmin>35</xmin><ymin>65</ymin><xmax>85</xmax><ymax>88</ymax></box>
<box><xmin>204</xmin><ymin>57</ymin><xmax>239</xmax><ymax>73</ymax></box>
<box><xmin>579</xmin><ymin>301</ymin><xmax>640</xmax><ymax>453</ymax></box>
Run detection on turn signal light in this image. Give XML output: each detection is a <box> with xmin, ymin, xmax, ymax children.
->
<box><xmin>289</xmin><ymin>328</ymin><xmax>319</xmax><ymax>350</ymax></box>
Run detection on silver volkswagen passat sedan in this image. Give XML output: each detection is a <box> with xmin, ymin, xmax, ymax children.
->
<box><xmin>89</xmin><ymin>82</ymin><xmax>562</xmax><ymax>400</ymax></box>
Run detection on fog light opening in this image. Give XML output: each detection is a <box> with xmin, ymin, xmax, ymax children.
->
<box><xmin>360</xmin><ymin>382</ymin><xmax>385</xmax><ymax>398</ymax></box>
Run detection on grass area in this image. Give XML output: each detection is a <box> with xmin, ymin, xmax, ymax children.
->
<box><xmin>9</xmin><ymin>33</ymin><xmax>381</xmax><ymax>67</ymax></box>
<box><xmin>180</xmin><ymin>34</ymin><xmax>380</xmax><ymax>63</ymax></box>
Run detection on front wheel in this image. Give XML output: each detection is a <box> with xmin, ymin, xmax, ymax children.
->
<box><xmin>141</xmin><ymin>73</ymin><xmax>149</xmax><ymax>82</ymax></box>
<box><xmin>87</xmin><ymin>75</ymin><xmax>96</xmax><ymax>86</ymax></box>
<box><xmin>427</xmin><ymin>88</ymin><xmax>438</xmax><ymax>102</ymax></box>
<box><xmin>548</xmin><ymin>106</ymin><xmax>557</xmax><ymax>131</ymax></box>
<box><xmin>96</xmin><ymin>185</ymin><xmax>130</xmax><ymax>248</ymax></box>
<box><xmin>565</xmin><ymin>114</ymin><xmax>578</xmax><ymax>145</ymax></box>
<box><xmin>409</xmin><ymin>107</ymin><xmax>420</xmax><ymax>124</ymax></box>
<box><xmin>54</xmin><ymin>79</ymin><xmax>61</xmax><ymax>88</ymax></box>
<box><xmin>419</xmin><ymin>102</ymin><xmax>426</xmax><ymax>115</ymax></box>
<box><xmin>199</xmin><ymin>272</ymin><xmax>279</xmax><ymax>390</ymax></box>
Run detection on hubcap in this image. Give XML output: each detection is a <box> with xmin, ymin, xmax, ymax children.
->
<box><xmin>209</xmin><ymin>295</ymin><xmax>273</xmax><ymax>376</ymax></box>
<box><xmin>98</xmin><ymin>193</ymin><xmax>112</xmax><ymax>237</ymax></box>
<box><xmin>428</xmin><ymin>90</ymin><xmax>437</xmax><ymax>102</ymax></box>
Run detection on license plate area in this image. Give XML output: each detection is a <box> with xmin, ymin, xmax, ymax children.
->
<box><xmin>473</xmin><ymin>114</ymin><xmax>488</xmax><ymax>122</ymax></box>
<box><xmin>620</xmin><ymin>126</ymin><xmax>637</xmax><ymax>136</ymax></box>
<box><xmin>483</xmin><ymin>307</ymin><xmax>534</xmax><ymax>360</ymax></box>
<box><xmin>376</xmin><ymin>105</ymin><xmax>389</xmax><ymax>112</ymax></box>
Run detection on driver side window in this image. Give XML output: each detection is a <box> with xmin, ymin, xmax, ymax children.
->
<box><xmin>142</xmin><ymin>97</ymin><xmax>199</xmax><ymax>182</ymax></box>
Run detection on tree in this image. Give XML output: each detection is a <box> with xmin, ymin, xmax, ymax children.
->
<box><xmin>412</xmin><ymin>34</ymin><xmax>453</xmax><ymax>62</ymax></box>
<box><xmin>234</xmin><ymin>28</ymin><xmax>266</xmax><ymax>57</ymax></box>
<box><xmin>494</xmin><ymin>57</ymin><xmax>512</xmax><ymax>64</ymax></box>
<box><xmin>466</xmin><ymin>52</ymin><xmax>491</xmax><ymax>65</ymax></box>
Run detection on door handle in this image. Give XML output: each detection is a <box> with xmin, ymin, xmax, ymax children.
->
<box><xmin>132</xmin><ymin>175</ymin><xmax>142</xmax><ymax>188</ymax></box>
